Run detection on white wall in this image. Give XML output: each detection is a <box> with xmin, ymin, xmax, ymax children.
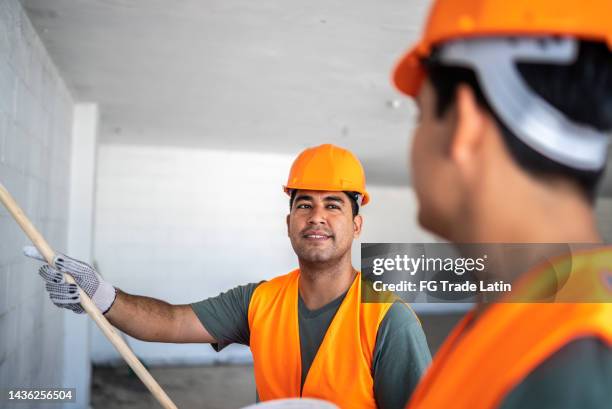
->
<box><xmin>0</xmin><ymin>0</ymin><xmax>74</xmax><ymax>404</ymax></box>
<box><xmin>92</xmin><ymin>144</ymin><xmax>432</xmax><ymax>364</ymax></box>
<box><xmin>92</xmin><ymin>145</ymin><xmax>293</xmax><ymax>364</ymax></box>
<box><xmin>63</xmin><ymin>104</ymin><xmax>99</xmax><ymax>409</ymax></box>
<box><xmin>360</xmin><ymin>185</ymin><xmax>435</xmax><ymax>243</ymax></box>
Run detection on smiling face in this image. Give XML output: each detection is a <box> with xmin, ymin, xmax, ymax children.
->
<box><xmin>287</xmin><ymin>190</ymin><xmax>362</xmax><ymax>265</ymax></box>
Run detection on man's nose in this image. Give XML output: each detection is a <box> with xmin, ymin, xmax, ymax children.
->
<box><xmin>308</xmin><ymin>205</ymin><xmax>327</xmax><ymax>225</ymax></box>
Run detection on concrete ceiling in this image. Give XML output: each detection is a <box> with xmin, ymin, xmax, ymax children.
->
<box><xmin>19</xmin><ymin>0</ymin><xmax>612</xmax><ymax>194</ymax></box>
<box><xmin>20</xmin><ymin>0</ymin><xmax>430</xmax><ymax>187</ymax></box>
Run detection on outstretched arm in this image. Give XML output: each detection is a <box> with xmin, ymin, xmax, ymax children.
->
<box><xmin>105</xmin><ymin>290</ymin><xmax>216</xmax><ymax>343</ymax></box>
<box><xmin>25</xmin><ymin>246</ymin><xmax>216</xmax><ymax>344</ymax></box>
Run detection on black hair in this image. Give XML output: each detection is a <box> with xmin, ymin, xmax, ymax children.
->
<box><xmin>424</xmin><ymin>40</ymin><xmax>612</xmax><ymax>201</ymax></box>
<box><xmin>289</xmin><ymin>190</ymin><xmax>360</xmax><ymax>217</ymax></box>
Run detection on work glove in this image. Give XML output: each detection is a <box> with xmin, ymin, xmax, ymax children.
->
<box><xmin>23</xmin><ymin>246</ymin><xmax>117</xmax><ymax>314</ymax></box>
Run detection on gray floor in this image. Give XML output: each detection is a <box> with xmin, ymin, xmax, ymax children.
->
<box><xmin>91</xmin><ymin>365</ymin><xmax>257</xmax><ymax>409</ymax></box>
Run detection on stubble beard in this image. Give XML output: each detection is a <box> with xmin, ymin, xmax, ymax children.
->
<box><xmin>293</xmin><ymin>240</ymin><xmax>337</xmax><ymax>265</ymax></box>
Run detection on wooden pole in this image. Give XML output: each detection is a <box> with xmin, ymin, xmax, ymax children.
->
<box><xmin>0</xmin><ymin>182</ymin><xmax>178</xmax><ymax>409</ymax></box>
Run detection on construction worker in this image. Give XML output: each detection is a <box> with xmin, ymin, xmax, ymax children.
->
<box><xmin>26</xmin><ymin>143</ymin><xmax>431</xmax><ymax>409</ymax></box>
<box><xmin>392</xmin><ymin>0</ymin><xmax>612</xmax><ymax>408</ymax></box>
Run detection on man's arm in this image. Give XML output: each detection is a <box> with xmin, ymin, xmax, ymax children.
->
<box><xmin>25</xmin><ymin>247</ymin><xmax>216</xmax><ymax>344</ymax></box>
<box><xmin>105</xmin><ymin>289</ymin><xmax>216</xmax><ymax>343</ymax></box>
<box><xmin>373</xmin><ymin>302</ymin><xmax>432</xmax><ymax>409</ymax></box>
<box><xmin>190</xmin><ymin>282</ymin><xmax>261</xmax><ymax>350</ymax></box>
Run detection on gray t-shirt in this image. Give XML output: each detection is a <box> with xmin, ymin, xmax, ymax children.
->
<box><xmin>500</xmin><ymin>337</ymin><xmax>612</xmax><ymax>409</ymax></box>
<box><xmin>191</xmin><ymin>282</ymin><xmax>432</xmax><ymax>409</ymax></box>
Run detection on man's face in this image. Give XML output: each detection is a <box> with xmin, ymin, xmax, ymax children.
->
<box><xmin>410</xmin><ymin>79</ymin><xmax>462</xmax><ymax>238</ymax></box>
<box><xmin>287</xmin><ymin>190</ymin><xmax>362</xmax><ymax>265</ymax></box>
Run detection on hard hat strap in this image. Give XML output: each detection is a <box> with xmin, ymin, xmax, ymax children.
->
<box><xmin>438</xmin><ymin>37</ymin><xmax>610</xmax><ymax>171</ymax></box>
<box><xmin>349</xmin><ymin>192</ymin><xmax>363</xmax><ymax>207</ymax></box>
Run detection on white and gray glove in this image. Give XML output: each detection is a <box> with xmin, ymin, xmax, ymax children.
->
<box><xmin>24</xmin><ymin>246</ymin><xmax>117</xmax><ymax>314</ymax></box>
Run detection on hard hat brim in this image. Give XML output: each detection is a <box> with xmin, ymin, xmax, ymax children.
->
<box><xmin>392</xmin><ymin>44</ymin><xmax>426</xmax><ymax>97</ymax></box>
<box><xmin>283</xmin><ymin>185</ymin><xmax>370</xmax><ymax>206</ymax></box>
<box><xmin>392</xmin><ymin>0</ymin><xmax>612</xmax><ymax>98</ymax></box>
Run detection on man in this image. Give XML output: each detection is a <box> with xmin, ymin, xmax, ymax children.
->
<box><xmin>391</xmin><ymin>1</ymin><xmax>612</xmax><ymax>408</ymax></box>
<box><xmin>28</xmin><ymin>143</ymin><xmax>431</xmax><ymax>408</ymax></box>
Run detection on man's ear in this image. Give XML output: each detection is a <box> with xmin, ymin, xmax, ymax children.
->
<box><xmin>286</xmin><ymin>214</ymin><xmax>290</xmax><ymax>236</ymax></box>
<box><xmin>353</xmin><ymin>214</ymin><xmax>363</xmax><ymax>238</ymax></box>
<box><xmin>450</xmin><ymin>84</ymin><xmax>486</xmax><ymax>166</ymax></box>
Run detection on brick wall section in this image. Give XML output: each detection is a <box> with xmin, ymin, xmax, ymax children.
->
<box><xmin>0</xmin><ymin>0</ymin><xmax>73</xmax><ymax>402</ymax></box>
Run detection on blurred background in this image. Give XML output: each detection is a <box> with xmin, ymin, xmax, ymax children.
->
<box><xmin>0</xmin><ymin>0</ymin><xmax>611</xmax><ymax>408</ymax></box>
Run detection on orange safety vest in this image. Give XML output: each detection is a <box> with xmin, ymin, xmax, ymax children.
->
<box><xmin>247</xmin><ymin>269</ymin><xmax>395</xmax><ymax>408</ymax></box>
<box><xmin>407</xmin><ymin>247</ymin><xmax>612</xmax><ymax>409</ymax></box>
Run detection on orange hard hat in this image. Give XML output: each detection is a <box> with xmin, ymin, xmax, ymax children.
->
<box><xmin>393</xmin><ymin>0</ymin><xmax>612</xmax><ymax>97</ymax></box>
<box><xmin>284</xmin><ymin>144</ymin><xmax>370</xmax><ymax>206</ymax></box>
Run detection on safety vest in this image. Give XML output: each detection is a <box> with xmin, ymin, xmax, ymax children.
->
<box><xmin>248</xmin><ymin>269</ymin><xmax>394</xmax><ymax>408</ymax></box>
<box><xmin>407</xmin><ymin>247</ymin><xmax>612</xmax><ymax>409</ymax></box>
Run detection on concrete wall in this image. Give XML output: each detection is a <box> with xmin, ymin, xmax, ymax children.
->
<box><xmin>62</xmin><ymin>103</ymin><xmax>99</xmax><ymax>409</ymax></box>
<box><xmin>92</xmin><ymin>144</ymin><xmax>434</xmax><ymax>364</ymax></box>
<box><xmin>0</xmin><ymin>0</ymin><xmax>74</xmax><ymax>403</ymax></box>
